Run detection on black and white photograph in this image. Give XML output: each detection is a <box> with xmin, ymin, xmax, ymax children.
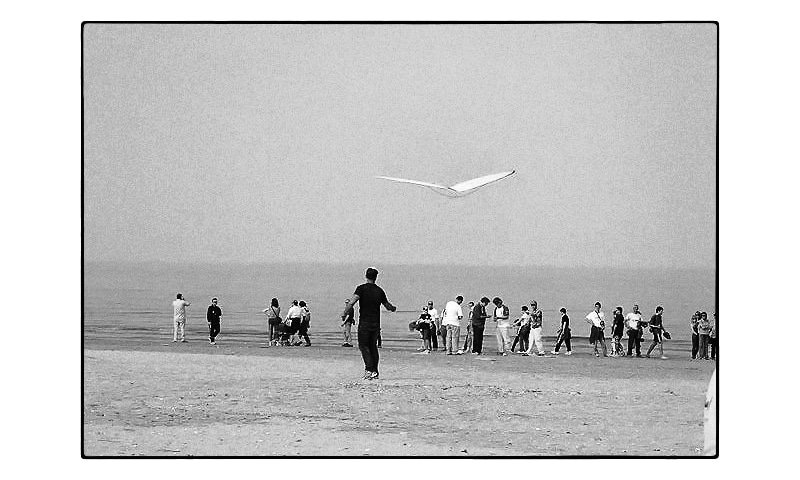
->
<box><xmin>11</xmin><ymin>0</ymin><xmax>800</xmax><ymax>474</ymax></box>
<box><xmin>81</xmin><ymin>21</ymin><xmax>718</xmax><ymax>457</ymax></box>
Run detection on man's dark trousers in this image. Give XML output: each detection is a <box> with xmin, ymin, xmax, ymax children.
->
<box><xmin>209</xmin><ymin>322</ymin><xmax>220</xmax><ymax>342</ymax></box>
<box><xmin>627</xmin><ymin>330</ymin><xmax>641</xmax><ymax>356</ymax></box>
<box><xmin>472</xmin><ymin>324</ymin><xmax>485</xmax><ymax>353</ymax></box>
<box><xmin>358</xmin><ymin>327</ymin><xmax>381</xmax><ymax>374</ymax></box>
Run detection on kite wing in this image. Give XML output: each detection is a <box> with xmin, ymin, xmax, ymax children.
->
<box><xmin>375</xmin><ymin>176</ymin><xmax>451</xmax><ymax>192</ymax></box>
<box><xmin>449</xmin><ymin>170</ymin><xmax>516</xmax><ymax>193</ymax></box>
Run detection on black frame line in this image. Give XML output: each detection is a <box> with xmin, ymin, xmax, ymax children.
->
<box><xmin>81</xmin><ymin>20</ymin><xmax>719</xmax><ymax>460</ymax></box>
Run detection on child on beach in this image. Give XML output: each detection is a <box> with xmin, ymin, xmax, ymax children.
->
<box><xmin>511</xmin><ymin>305</ymin><xmax>531</xmax><ymax>353</ymax></box>
<box><xmin>416</xmin><ymin>306</ymin><xmax>433</xmax><ymax>353</ymax></box>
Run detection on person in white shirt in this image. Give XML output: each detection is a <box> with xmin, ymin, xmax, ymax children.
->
<box><xmin>625</xmin><ymin>304</ymin><xmax>644</xmax><ymax>357</ymax></box>
<box><xmin>493</xmin><ymin>297</ymin><xmax>512</xmax><ymax>355</ymax></box>
<box><xmin>427</xmin><ymin>301</ymin><xmax>439</xmax><ymax>351</ymax></box>
<box><xmin>284</xmin><ymin>300</ymin><xmax>303</xmax><ymax>346</ymax></box>
<box><xmin>172</xmin><ymin>293</ymin><xmax>191</xmax><ymax>343</ymax></box>
<box><xmin>442</xmin><ymin>295</ymin><xmax>464</xmax><ymax>355</ymax></box>
<box><xmin>585</xmin><ymin>301</ymin><xmax>608</xmax><ymax>357</ymax></box>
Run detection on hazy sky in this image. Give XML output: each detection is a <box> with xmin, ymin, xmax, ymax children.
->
<box><xmin>83</xmin><ymin>23</ymin><xmax>716</xmax><ymax>268</ymax></box>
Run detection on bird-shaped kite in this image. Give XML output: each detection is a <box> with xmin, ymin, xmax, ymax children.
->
<box><xmin>375</xmin><ymin>170</ymin><xmax>515</xmax><ymax>198</ymax></box>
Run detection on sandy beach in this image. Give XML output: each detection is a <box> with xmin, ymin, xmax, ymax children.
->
<box><xmin>83</xmin><ymin>331</ymin><xmax>715</xmax><ymax>457</ymax></box>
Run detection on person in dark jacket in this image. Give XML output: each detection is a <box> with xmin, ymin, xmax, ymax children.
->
<box><xmin>645</xmin><ymin>305</ymin><xmax>666</xmax><ymax>359</ymax></box>
<box><xmin>471</xmin><ymin>297</ymin><xmax>491</xmax><ymax>354</ymax></box>
<box><xmin>206</xmin><ymin>297</ymin><xmax>222</xmax><ymax>345</ymax></box>
<box><xmin>611</xmin><ymin>306</ymin><xmax>626</xmax><ymax>356</ymax></box>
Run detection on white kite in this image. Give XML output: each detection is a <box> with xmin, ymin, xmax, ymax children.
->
<box><xmin>375</xmin><ymin>170</ymin><xmax>516</xmax><ymax>197</ymax></box>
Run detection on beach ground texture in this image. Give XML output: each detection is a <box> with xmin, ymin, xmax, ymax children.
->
<box><xmin>83</xmin><ymin>325</ymin><xmax>715</xmax><ymax>457</ymax></box>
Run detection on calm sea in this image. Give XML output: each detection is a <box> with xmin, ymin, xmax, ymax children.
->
<box><xmin>84</xmin><ymin>262</ymin><xmax>715</xmax><ymax>343</ymax></box>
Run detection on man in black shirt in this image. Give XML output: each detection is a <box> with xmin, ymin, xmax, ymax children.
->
<box><xmin>471</xmin><ymin>297</ymin><xmax>491</xmax><ymax>354</ymax></box>
<box><xmin>206</xmin><ymin>297</ymin><xmax>222</xmax><ymax>345</ymax></box>
<box><xmin>341</xmin><ymin>267</ymin><xmax>396</xmax><ymax>380</ymax></box>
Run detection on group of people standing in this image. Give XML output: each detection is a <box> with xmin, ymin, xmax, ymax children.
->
<box><xmin>263</xmin><ymin>298</ymin><xmax>313</xmax><ymax>347</ymax></box>
<box><xmin>690</xmin><ymin>311</ymin><xmax>717</xmax><ymax>360</ymax></box>
<box><xmin>410</xmin><ymin>298</ymin><xmax>694</xmax><ymax>361</ymax></box>
<box><xmin>410</xmin><ymin>296</ymin><xmax>555</xmax><ymax>357</ymax></box>
<box><xmin>169</xmin><ymin>267</ymin><xmax>716</xmax><ymax>381</ymax></box>
<box><xmin>169</xmin><ymin>294</ymin><xmax>315</xmax><ymax>347</ymax></box>
<box><xmin>170</xmin><ymin>293</ymin><xmax>224</xmax><ymax>345</ymax></box>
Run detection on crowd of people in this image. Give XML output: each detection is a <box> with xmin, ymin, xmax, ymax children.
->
<box><xmin>406</xmin><ymin>297</ymin><xmax>714</xmax><ymax>360</ymax></box>
<box><xmin>169</xmin><ymin>267</ymin><xmax>716</xmax><ymax>381</ymax></box>
<box><xmin>262</xmin><ymin>298</ymin><xmax>314</xmax><ymax>346</ymax></box>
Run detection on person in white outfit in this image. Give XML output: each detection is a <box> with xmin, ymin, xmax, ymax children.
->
<box><xmin>172</xmin><ymin>293</ymin><xmax>190</xmax><ymax>343</ymax></box>
<box><xmin>493</xmin><ymin>297</ymin><xmax>512</xmax><ymax>355</ymax></box>
<box><xmin>441</xmin><ymin>295</ymin><xmax>464</xmax><ymax>355</ymax></box>
<box><xmin>585</xmin><ymin>302</ymin><xmax>608</xmax><ymax>357</ymax></box>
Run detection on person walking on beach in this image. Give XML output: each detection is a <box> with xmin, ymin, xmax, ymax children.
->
<box><xmin>462</xmin><ymin>301</ymin><xmax>475</xmax><ymax>353</ymax></box>
<box><xmin>610</xmin><ymin>306</ymin><xmax>626</xmax><ymax>357</ymax></box>
<box><xmin>471</xmin><ymin>297</ymin><xmax>491</xmax><ymax>354</ymax></box>
<box><xmin>264</xmin><ymin>298</ymin><xmax>281</xmax><ymax>346</ymax></box>
<box><xmin>297</xmin><ymin>300</ymin><xmax>312</xmax><ymax>347</ymax></box>
<box><xmin>551</xmin><ymin>307</ymin><xmax>573</xmax><ymax>355</ymax></box>
<box><xmin>586</xmin><ymin>302</ymin><xmax>607</xmax><ymax>357</ymax></box>
<box><xmin>442</xmin><ymin>295</ymin><xmax>464</xmax><ymax>354</ymax></box>
<box><xmin>341</xmin><ymin>267</ymin><xmax>397</xmax><ymax>380</ymax></box>
<box><xmin>341</xmin><ymin>298</ymin><xmax>355</xmax><ymax>347</ymax></box>
<box><xmin>172</xmin><ymin>293</ymin><xmax>190</xmax><ymax>343</ymax></box>
<box><xmin>427</xmin><ymin>301</ymin><xmax>439</xmax><ymax>351</ymax></box>
<box><xmin>690</xmin><ymin>311</ymin><xmax>700</xmax><ymax>359</ymax></box>
<box><xmin>511</xmin><ymin>305</ymin><xmax>531</xmax><ymax>353</ymax></box>
<box><xmin>493</xmin><ymin>297</ymin><xmax>512</xmax><ymax>356</ymax></box>
<box><xmin>206</xmin><ymin>297</ymin><xmax>222</xmax><ymax>345</ymax></box>
<box><xmin>525</xmin><ymin>301</ymin><xmax>546</xmax><ymax>356</ymax></box>
<box><xmin>625</xmin><ymin>304</ymin><xmax>644</xmax><ymax>357</ymax></box>
<box><xmin>645</xmin><ymin>305</ymin><xmax>666</xmax><ymax>359</ymax></box>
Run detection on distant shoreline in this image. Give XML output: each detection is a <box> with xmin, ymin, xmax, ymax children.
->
<box><xmin>83</xmin><ymin>260</ymin><xmax>716</xmax><ymax>273</ymax></box>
